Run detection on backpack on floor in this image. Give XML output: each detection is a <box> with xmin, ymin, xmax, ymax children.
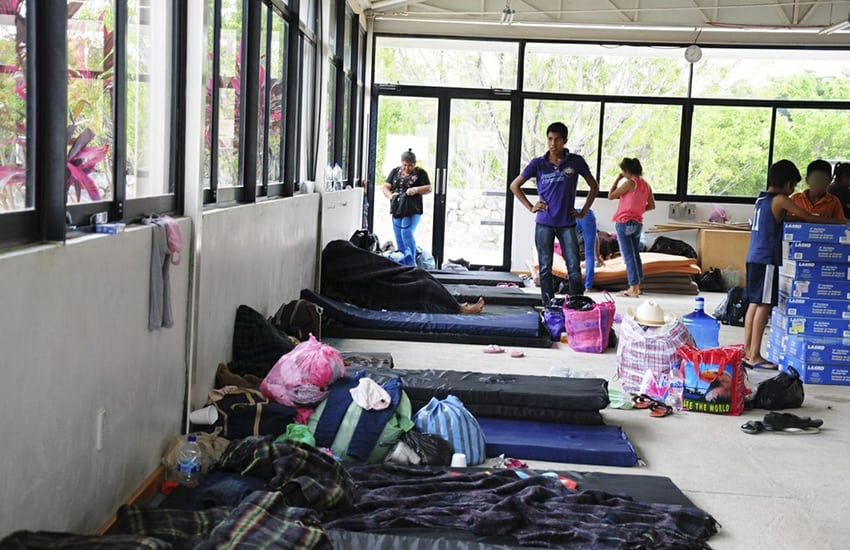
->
<box><xmin>270</xmin><ymin>299</ymin><xmax>323</xmax><ymax>342</ymax></box>
<box><xmin>714</xmin><ymin>287</ymin><xmax>748</xmax><ymax>327</ymax></box>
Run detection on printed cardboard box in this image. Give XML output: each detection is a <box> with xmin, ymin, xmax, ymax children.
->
<box><xmin>779</xmin><ymin>260</ymin><xmax>850</xmax><ymax>282</ymax></box>
<box><xmin>779</xmin><ymin>358</ymin><xmax>850</xmax><ymax>386</ymax></box>
<box><xmin>782</xmin><ymin>241</ymin><xmax>850</xmax><ymax>263</ymax></box>
<box><xmin>782</xmin><ymin>222</ymin><xmax>850</xmax><ymax>244</ymax></box>
<box><xmin>779</xmin><ymin>275</ymin><xmax>850</xmax><ymax>300</ymax></box>
<box><xmin>786</xmin><ymin>334</ymin><xmax>850</xmax><ymax>365</ymax></box>
<box><xmin>778</xmin><ymin>295</ymin><xmax>850</xmax><ymax>320</ymax></box>
<box><xmin>770</xmin><ymin>308</ymin><xmax>850</xmax><ymax>338</ymax></box>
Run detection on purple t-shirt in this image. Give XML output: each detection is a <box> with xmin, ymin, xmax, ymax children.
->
<box><xmin>521</xmin><ymin>150</ymin><xmax>591</xmax><ymax>227</ymax></box>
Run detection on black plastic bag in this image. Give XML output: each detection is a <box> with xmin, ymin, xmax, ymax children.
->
<box><xmin>698</xmin><ymin>267</ymin><xmax>724</xmax><ymax>292</ymax></box>
<box><xmin>649</xmin><ymin>235</ymin><xmax>697</xmax><ymax>259</ymax></box>
<box><xmin>402</xmin><ymin>430</ymin><xmax>455</xmax><ymax>466</ymax></box>
<box><xmin>753</xmin><ymin>366</ymin><xmax>805</xmax><ymax>410</ymax></box>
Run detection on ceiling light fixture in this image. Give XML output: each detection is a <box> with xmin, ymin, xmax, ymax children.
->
<box><xmin>500</xmin><ymin>0</ymin><xmax>515</xmax><ymax>25</ymax></box>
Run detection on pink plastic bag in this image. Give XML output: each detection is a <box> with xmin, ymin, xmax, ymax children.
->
<box><xmin>260</xmin><ymin>335</ymin><xmax>345</xmax><ymax>407</ymax></box>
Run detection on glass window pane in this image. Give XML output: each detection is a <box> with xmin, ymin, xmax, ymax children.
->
<box><xmin>774</xmin><ymin>108</ymin><xmax>850</xmax><ymax>166</ymax></box>
<box><xmin>203</xmin><ymin>1</ymin><xmax>215</xmax><ymax>189</ymax></box>
<box><xmin>256</xmin><ymin>2</ymin><xmax>268</xmax><ymax>186</ymax></box>
<box><xmin>693</xmin><ymin>48</ymin><xmax>850</xmax><ymax>101</ymax></box>
<box><xmin>299</xmin><ymin>40</ymin><xmax>316</xmax><ymax>183</ymax></box>
<box><xmin>343</xmin><ymin>11</ymin><xmax>352</xmax><ymax>71</ymax></box>
<box><xmin>217</xmin><ymin>0</ymin><xmax>243</xmax><ymax>188</ymax></box>
<box><xmin>341</xmin><ymin>77</ymin><xmax>350</xmax><ymax>173</ymax></box>
<box><xmin>268</xmin><ymin>13</ymin><xmax>286</xmax><ymax>183</ymax></box>
<box><xmin>67</xmin><ymin>0</ymin><xmax>115</xmax><ymax>205</ymax></box>
<box><xmin>601</xmin><ymin>104</ymin><xmax>681</xmax><ymax>195</ymax></box>
<box><xmin>0</xmin><ymin>3</ymin><xmax>27</xmax><ymax>213</ymax></box>
<box><xmin>327</xmin><ymin>0</ymin><xmax>336</xmax><ymax>56</ymax></box>
<box><xmin>688</xmin><ymin>106</ymin><xmax>771</xmax><ymax>197</ymax></box>
<box><xmin>375</xmin><ymin>37</ymin><xmax>518</xmax><ymax>89</ymax></box>
<box><xmin>300</xmin><ymin>0</ymin><xmax>316</xmax><ymax>32</ymax></box>
<box><xmin>524</xmin><ymin>43</ymin><xmax>689</xmax><ymax>97</ymax></box>
<box><xmin>521</xmin><ymin>100</ymin><xmax>600</xmax><ymax>183</ymax></box>
<box><xmin>326</xmin><ymin>66</ymin><xmax>336</xmax><ymax>166</ymax></box>
<box><xmin>126</xmin><ymin>0</ymin><xmax>173</xmax><ymax>199</ymax></box>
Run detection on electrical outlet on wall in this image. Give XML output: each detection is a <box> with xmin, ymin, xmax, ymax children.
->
<box><xmin>668</xmin><ymin>203</ymin><xmax>683</xmax><ymax>219</ymax></box>
<box><xmin>683</xmin><ymin>203</ymin><xmax>697</xmax><ymax>220</ymax></box>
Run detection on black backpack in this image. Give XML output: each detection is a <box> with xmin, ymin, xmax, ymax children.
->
<box><xmin>270</xmin><ymin>299</ymin><xmax>323</xmax><ymax>342</ymax></box>
<box><xmin>714</xmin><ymin>287</ymin><xmax>748</xmax><ymax>327</ymax></box>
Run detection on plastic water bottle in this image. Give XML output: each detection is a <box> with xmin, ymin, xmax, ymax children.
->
<box><xmin>682</xmin><ymin>296</ymin><xmax>720</xmax><ymax>349</ymax></box>
<box><xmin>176</xmin><ymin>434</ymin><xmax>203</xmax><ymax>488</ymax></box>
<box><xmin>667</xmin><ymin>367</ymin><xmax>684</xmax><ymax>411</ymax></box>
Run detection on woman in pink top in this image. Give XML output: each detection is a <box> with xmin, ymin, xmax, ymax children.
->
<box><xmin>608</xmin><ymin>158</ymin><xmax>655</xmax><ymax>297</ymax></box>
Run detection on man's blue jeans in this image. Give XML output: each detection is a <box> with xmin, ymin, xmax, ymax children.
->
<box><xmin>536</xmin><ymin>223</ymin><xmax>583</xmax><ymax>304</ymax></box>
<box><xmin>616</xmin><ymin>220</ymin><xmax>644</xmax><ymax>286</ymax></box>
<box><xmin>575</xmin><ymin>210</ymin><xmax>598</xmax><ymax>290</ymax></box>
<box><xmin>392</xmin><ymin>213</ymin><xmax>421</xmax><ymax>266</ymax></box>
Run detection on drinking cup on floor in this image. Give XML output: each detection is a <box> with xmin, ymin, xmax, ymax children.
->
<box><xmin>451</xmin><ymin>453</ymin><xmax>467</xmax><ymax>468</ymax></box>
<box><xmin>189</xmin><ymin>405</ymin><xmax>218</xmax><ymax>425</ymax></box>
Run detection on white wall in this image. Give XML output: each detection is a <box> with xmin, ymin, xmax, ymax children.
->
<box><xmin>0</xmin><ymin>221</ymin><xmax>190</xmax><ymax>535</ymax></box>
<box><xmin>510</xmin><ymin>197</ymin><xmax>755</xmax><ymax>270</ymax></box>
<box><xmin>193</xmin><ymin>195</ymin><xmax>321</xmax><ymax>410</ymax></box>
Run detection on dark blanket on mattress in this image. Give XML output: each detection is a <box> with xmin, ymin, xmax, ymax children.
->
<box><xmin>322</xmin><ymin>240</ymin><xmax>460</xmax><ymax>314</ymax></box>
<box><xmin>325</xmin><ymin>464</ymin><xmax>718</xmax><ymax>549</ymax></box>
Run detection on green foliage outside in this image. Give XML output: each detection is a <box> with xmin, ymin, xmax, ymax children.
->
<box><xmin>375</xmin><ymin>43</ymin><xmax>850</xmax><ymax>199</ymax></box>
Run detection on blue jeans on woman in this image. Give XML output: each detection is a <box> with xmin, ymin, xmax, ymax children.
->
<box><xmin>616</xmin><ymin>220</ymin><xmax>644</xmax><ymax>286</ymax></box>
<box><xmin>392</xmin><ymin>213</ymin><xmax>421</xmax><ymax>266</ymax></box>
<box><xmin>575</xmin><ymin>210</ymin><xmax>598</xmax><ymax>290</ymax></box>
<box><xmin>536</xmin><ymin>223</ymin><xmax>583</xmax><ymax>304</ymax></box>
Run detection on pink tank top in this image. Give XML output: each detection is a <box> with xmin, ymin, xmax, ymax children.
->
<box><xmin>612</xmin><ymin>176</ymin><xmax>651</xmax><ymax>224</ymax></box>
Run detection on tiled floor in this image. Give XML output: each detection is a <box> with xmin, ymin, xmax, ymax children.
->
<box><xmin>327</xmin><ymin>291</ymin><xmax>850</xmax><ymax>550</ymax></box>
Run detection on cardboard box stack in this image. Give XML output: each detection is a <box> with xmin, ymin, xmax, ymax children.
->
<box><xmin>766</xmin><ymin>222</ymin><xmax>850</xmax><ymax>386</ymax></box>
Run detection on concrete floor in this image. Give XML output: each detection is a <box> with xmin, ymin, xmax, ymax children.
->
<box><xmin>328</xmin><ymin>291</ymin><xmax>850</xmax><ymax>550</ymax></box>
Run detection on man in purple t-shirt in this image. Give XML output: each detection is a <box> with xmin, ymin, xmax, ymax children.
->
<box><xmin>510</xmin><ymin>122</ymin><xmax>599</xmax><ymax>303</ymax></box>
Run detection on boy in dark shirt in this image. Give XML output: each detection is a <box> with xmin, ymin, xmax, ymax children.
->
<box><xmin>744</xmin><ymin>160</ymin><xmax>844</xmax><ymax>370</ymax></box>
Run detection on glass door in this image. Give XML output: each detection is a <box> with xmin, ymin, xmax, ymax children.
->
<box><xmin>372</xmin><ymin>95</ymin><xmax>439</xmax><ymax>257</ymax></box>
<box><xmin>439</xmin><ymin>98</ymin><xmax>512</xmax><ymax>267</ymax></box>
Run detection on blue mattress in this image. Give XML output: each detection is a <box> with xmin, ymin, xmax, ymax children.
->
<box><xmin>302</xmin><ymin>289</ymin><xmax>542</xmax><ymax>338</ymax></box>
<box><xmin>478</xmin><ymin>417</ymin><xmax>639</xmax><ymax>467</ymax></box>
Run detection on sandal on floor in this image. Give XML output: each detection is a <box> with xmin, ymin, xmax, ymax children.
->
<box><xmin>510</xmin><ymin>350</ymin><xmax>525</xmax><ymax>358</ymax></box>
<box><xmin>632</xmin><ymin>394</ymin><xmax>656</xmax><ymax>410</ymax></box>
<box><xmin>764</xmin><ymin>412</ymin><xmax>823</xmax><ymax>430</ymax></box>
<box><xmin>483</xmin><ymin>344</ymin><xmax>505</xmax><ymax>354</ymax></box>
<box><xmin>741</xmin><ymin>420</ymin><xmax>765</xmax><ymax>434</ymax></box>
<box><xmin>745</xmin><ymin>360</ymin><xmax>779</xmax><ymax>370</ymax></box>
<box><xmin>619</xmin><ymin>291</ymin><xmax>639</xmax><ymax>298</ymax></box>
<box><xmin>649</xmin><ymin>402</ymin><xmax>673</xmax><ymax>418</ymax></box>
<box><xmin>762</xmin><ymin>424</ymin><xmax>821</xmax><ymax>434</ymax></box>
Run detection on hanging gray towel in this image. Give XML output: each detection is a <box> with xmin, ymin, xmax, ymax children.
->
<box><xmin>142</xmin><ymin>217</ymin><xmax>173</xmax><ymax>330</ymax></box>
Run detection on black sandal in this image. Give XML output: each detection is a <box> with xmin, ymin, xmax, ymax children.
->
<box><xmin>741</xmin><ymin>420</ymin><xmax>764</xmax><ymax>434</ymax></box>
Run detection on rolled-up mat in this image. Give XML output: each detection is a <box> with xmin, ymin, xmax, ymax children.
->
<box><xmin>477</xmin><ymin>417</ymin><xmax>638</xmax><ymax>466</ymax></box>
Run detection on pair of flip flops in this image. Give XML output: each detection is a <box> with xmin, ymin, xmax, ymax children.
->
<box><xmin>742</xmin><ymin>360</ymin><xmax>779</xmax><ymax>370</ymax></box>
<box><xmin>483</xmin><ymin>345</ymin><xmax>524</xmax><ymax>358</ymax></box>
<box><xmin>632</xmin><ymin>394</ymin><xmax>673</xmax><ymax>418</ymax></box>
<box><xmin>741</xmin><ymin>412</ymin><xmax>823</xmax><ymax>434</ymax></box>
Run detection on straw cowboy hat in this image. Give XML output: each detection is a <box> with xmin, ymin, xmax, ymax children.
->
<box><xmin>628</xmin><ymin>299</ymin><xmax>674</xmax><ymax>327</ymax></box>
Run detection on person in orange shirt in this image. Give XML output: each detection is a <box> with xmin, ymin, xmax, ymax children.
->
<box><xmin>790</xmin><ymin>160</ymin><xmax>846</xmax><ymax>220</ymax></box>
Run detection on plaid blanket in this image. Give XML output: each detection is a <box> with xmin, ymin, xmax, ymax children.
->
<box><xmin>321</xmin><ymin>240</ymin><xmax>460</xmax><ymax>313</ymax></box>
<box><xmin>326</xmin><ymin>464</ymin><xmax>718</xmax><ymax>549</ymax></box>
<box><xmin>217</xmin><ymin>437</ymin><xmax>356</xmax><ymax>511</ymax></box>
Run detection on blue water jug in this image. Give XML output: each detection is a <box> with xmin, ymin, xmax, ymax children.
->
<box><xmin>682</xmin><ymin>296</ymin><xmax>720</xmax><ymax>349</ymax></box>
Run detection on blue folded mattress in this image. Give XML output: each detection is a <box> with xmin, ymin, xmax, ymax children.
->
<box><xmin>430</xmin><ymin>270</ymin><xmax>523</xmax><ymax>286</ymax></box>
<box><xmin>302</xmin><ymin>289</ymin><xmax>552</xmax><ymax>348</ymax></box>
<box><xmin>478</xmin><ymin>417</ymin><xmax>639</xmax><ymax>467</ymax></box>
